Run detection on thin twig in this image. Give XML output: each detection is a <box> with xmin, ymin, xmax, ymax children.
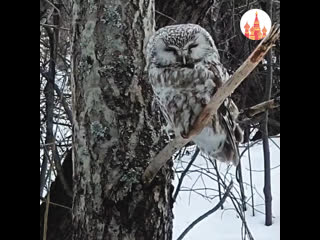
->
<box><xmin>40</xmin><ymin>196</ymin><xmax>72</xmax><ymax>210</ymax></box>
<box><xmin>155</xmin><ymin>10</ymin><xmax>177</xmax><ymax>22</ymax></box>
<box><xmin>245</xmin><ymin>164</ymin><xmax>280</xmax><ymax>173</ymax></box>
<box><xmin>40</xmin><ymin>23</ymin><xmax>70</xmax><ymax>31</ymax></box>
<box><xmin>212</xmin><ymin>159</ymin><xmax>224</xmax><ymax>209</ymax></box>
<box><xmin>176</xmin><ymin>181</ymin><xmax>233</xmax><ymax>240</ymax></box>
<box><xmin>173</xmin><ymin>148</ymin><xmax>200</xmax><ymax>202</ymax></box>
<box><xmin>43</xmin><ymin>157</ymin><xmax>53</xmax><ymax>240</ymax></box>
<box><xmin>247</xmin><ymin>128</ymin><xmax>255</xmax><ymax>216</ymax></box>
<box><xmin>236</xmin><ymin>161</ymin><xmax>247</xmax><ymax>211</ymax></box>
<box><xmin>44</xmin><ymin>0</ymin><xmax>61</xmax><ymax>15</ymax></box>
<box><xmin>43</xmin><ymin>191</ymin><xmax>50</xmax><ymax>240</ymax></box>
<box><xmin>188</xmin><ymin>173</ymin><xmax>202</xmax><ymax>205</ymax></box>
<box><xmin>228</xmin><ymin>192</ymin><xmax>254</xmax><ymax>240</ymax></box>
<box><xmin>54</xmin><ymin>83</ymin><xmax>73</xmax><ymax>123</ymax></box>
<box><xmin>49</xmin><ymin>200</ymin><xmax>72</xmax><ymax>210</ymax></box>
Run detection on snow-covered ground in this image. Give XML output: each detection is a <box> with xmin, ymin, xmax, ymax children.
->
<box><xmin>173</xmin><ymin>137</ymin><xmax>280</xmax><ymax>240</ymax></box>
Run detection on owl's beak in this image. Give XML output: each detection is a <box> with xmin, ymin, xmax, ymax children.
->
<box><xmin>179</xmin><ymin>50</ymin><xmax>193</xmax><ymax>68</ymax></box>
<box><xmin>181</xmin><ymin>54</ymin><xmax>194</xmax><ymax>68</ymax></box>
<box><xmin>182</xmin><ymin>55</ymin><xmax>187</xmax><ymax>65</ymax></box>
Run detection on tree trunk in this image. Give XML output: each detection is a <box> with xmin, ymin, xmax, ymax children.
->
<box><xmin>70</xmin><ymin>0</ymin><xmax>173</xmax><ymax>239</ymax></box>
<box><xmin>262</xmin><ymin>0</ymin><xmax>273</xmax><ymax>227</ymax></box>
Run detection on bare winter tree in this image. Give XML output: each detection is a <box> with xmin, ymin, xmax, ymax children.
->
<box><xmin>40</xmin><ymin>0</ymin><xmax>280</xmax><ymax>239</ymax></box>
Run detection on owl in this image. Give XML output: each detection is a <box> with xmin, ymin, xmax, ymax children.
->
<box><xmin>146</xmin><ymin>24</ymin><xmax>243</xmax><ymax>165</ymax></box>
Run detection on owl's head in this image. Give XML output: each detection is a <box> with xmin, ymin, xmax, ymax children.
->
<box><xmin>146</xmin><ymin>24</ymin><xmax>219</xmax><ymax>68</ymax></box>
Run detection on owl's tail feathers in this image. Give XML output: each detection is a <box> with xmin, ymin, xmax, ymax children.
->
<box><xmin>218</xmin><ymin>113</ymin><xmax>243</xmax><ymax>166</ymax></box>
<box><xmin>215</xmin><ymin>138</ymin><xmax>239</xmax><ymax>166</ymax></box>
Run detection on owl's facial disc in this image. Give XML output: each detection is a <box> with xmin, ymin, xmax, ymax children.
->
<box><xmin>151</xmin><ymin>29</ymin><xmax>214</xmax><ymax>68</ymax></box>
<box><xmin>178</xmin><ymin>33</ymin><xmax>212</xmax><ymax>68</ymax></box>
<box><xmin>187</xmin><ymin>33</ymin><xmax>213</xmax><ymax>62</ymax></box>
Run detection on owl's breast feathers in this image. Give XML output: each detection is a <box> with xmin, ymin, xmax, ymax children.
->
<box><xmin>148</xmin><ymin>64</ymin><xmax>219</xmax><ymax>127</ymax></box>
<box><xmin>149</xmin><ymin>63</ymin><xmax>222</xmax><ymax>91</ymax></box>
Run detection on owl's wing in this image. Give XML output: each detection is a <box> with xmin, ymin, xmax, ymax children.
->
<box><xmin>216</xmin><ymin>98</ymin><xmax>243</xmax><ymax>165</ymax></box>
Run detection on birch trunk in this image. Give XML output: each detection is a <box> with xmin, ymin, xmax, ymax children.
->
<box><xmin>71</xmin><ymin>0</ymin><xmax>173</xmax><ymax>239</ymax></box>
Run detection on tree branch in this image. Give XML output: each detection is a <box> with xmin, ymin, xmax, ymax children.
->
<box><xmin>40</xmin><ymin>25</ymin><xmax>57</xmax><ymax>198</ymax></box>
<box><xmin>142</xmin><ymin>24</ymin><xmax>280</xmax><ymax>185</ymax></box>
<box><xmin>54</xmin><ymin>83</ymin><xmax>73</xmax><ymax>123</ymax></box>
<box><xmin>173</xmin><ymin>147</ymin><xmax>200</xmax><ymax>202</ymax></box>
<box><xmin>43</xmin><ymin>190</ymin><xmax>50</xmax><ymax>240</ymax></box>
<box><xmin>239</xmin><ymin>98</ymin><xmax>279</xmax><ymax>121</ymax></box>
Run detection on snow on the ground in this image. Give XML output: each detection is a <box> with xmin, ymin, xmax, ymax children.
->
<box><xmin>173</xmin><ymin>138</ymin><xmax>280</xmax><ymax>240</ymax></box>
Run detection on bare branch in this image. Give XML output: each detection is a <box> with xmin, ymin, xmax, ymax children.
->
<box><xmin>246</xmin><ymin>128</ymin><xmax>255</xmax><ymax>216</ymax></box>
<box><xmin>236</xmin><ymin>162</ymin><xmax>247</xmax><ymax>211</ymax></box>
<box><xmin>54</xmin><ymin>83</ymin><xmax>73</xmax><ymax>123</ymax></box>
<box><xmin>43</xmin><ymin>190</ymin><xmax>50</xmax><ymax>240</ymax></box>
<box><xmin>173</xmin><ymin>148</ymin><xmax>200</xmax><ymax>202</ymax></box>
<box><xmin>40</xmin><ymin>23</ymin><xmax>70</xmax><ymax>31</ymax></box>
<box><xmin>40</xmin><ymin>197</ymin><xmax>72</xmax><ymax>211</ymax></box>
<box><xmin>142</xmin><ymin>24</ymin><xmax>280</xmax><ymax>185</ymax></box>
<box><xmin>239</xmin><ymin>98</ymin><xmax>279</xmax><ymax>121</ymax></box>
<box><xmin>155</xmin><ymin>10</ymin><xmax>177</xmax><ymax>23</ymax></box>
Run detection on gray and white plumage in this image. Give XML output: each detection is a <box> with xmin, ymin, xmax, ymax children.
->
<box><xmin>146</xmin><ymin>24</ymin><xmax>243</xmax><ymax>165</ymax></box>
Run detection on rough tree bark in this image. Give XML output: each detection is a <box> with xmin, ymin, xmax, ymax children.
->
<box><xmin>70</xmin><ymin>0</ymin><xmax>173</xmax><ymax>239</ymax></box>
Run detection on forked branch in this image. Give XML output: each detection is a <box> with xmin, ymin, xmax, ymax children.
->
<box><xmin>142</xmin><ymin>24</ymin><xmax>280</xmax><ymax>185</ymax></box>
<box><xmin>239</xmin><ymin>97</ymin><xmax>280</xmax><ymax>122</ymax></box>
